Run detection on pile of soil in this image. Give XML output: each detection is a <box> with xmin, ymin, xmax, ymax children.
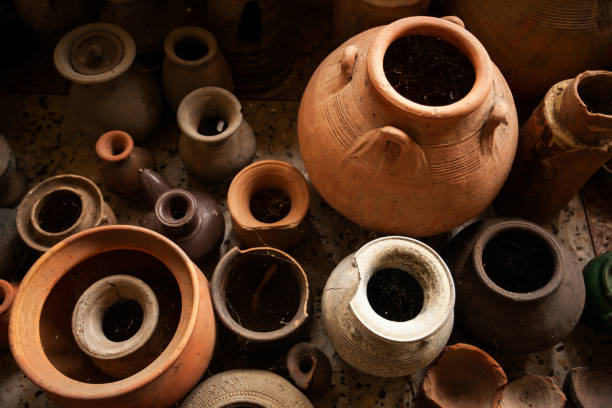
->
<box><xmin>249</xmin><ymin>189</ymin><xmax>291</xmax><ymax>223</ymax></box>
<box><xmin>367</xmin><ymin>268</ymin><xmax>424</xmax><ymax>322</ymax></box>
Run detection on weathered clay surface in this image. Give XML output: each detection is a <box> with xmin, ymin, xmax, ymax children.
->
<box><xmin>494</xmin><ymin>375</ymin><xmax>566</xmax><ymax>408</ymax></box>
<box><xmin>564</xmin><ymin>367</ymin><xmax>612</xmax><ymax>408</ymax></box>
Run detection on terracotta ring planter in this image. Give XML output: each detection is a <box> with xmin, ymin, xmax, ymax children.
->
<box><xmin>228</xmin><ymin>160</ymin><xmax>310</xmax><ymax>249</ymax></box>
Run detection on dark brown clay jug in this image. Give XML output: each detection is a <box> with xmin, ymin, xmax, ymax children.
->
<box><xmin>0</xmin><ymin>134</ymin><xmax>27</xmax><ymax>208</ymax></box>
<box><xmin>0</xmin><ymin>279</ymin><xmax>17</xmax><ymax>347</ymax></box>
<box><xmin>139</xmin><ymin>169</ymin><xmax>225</xmax><ymax>262</ymax></box>
<box><xmin>444</xmin><ymin>218</ymin><xmax>585</xmax><ymax>353</ymax></box>
<box><xmin>96</xmin><ymin>130</ymin><xmax>155</xmax><ymax>197</ymax></box>
<box><xmin>564</xmin><ymin>367</ymin><xmax>612</xmax><ymax>408</ymax></box>
<box><xmin>286</xmin><ymin>342</ymin><xmax>332</xmax><ymax>400</ymax></box>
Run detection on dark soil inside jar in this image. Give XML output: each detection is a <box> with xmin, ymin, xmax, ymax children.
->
<box><xmin>249</xmin><ymin>189</ymin><xmax>291</xmax><ymax>223</ymax></box>
<box><xmin>383</xmin><ymin>35</ymin><xmax>475</xmax><ymax>106</ymax></box>
<box><xmin>225</xmin><ymin>255</ymin><xmax>300</xmax><ymax>332</ymax></box>
<box><xmin>482</xmin><ymin>229</ymin><xmax>555</xmax><ymax>293</ymax></box>
<box><xmin>198</xmin><ymin>115</ymin><xmax>228</xmax><ymax>135</ymax></box>
<box><xmin>37</xmin><ymin>190</ymin><xmax>82</xmax><ymax>233</ymax></box>
<box><xmin>299</xmin><ymin>356</ymin><xmax>314</xmax><ymax>373</ymax></box>
<box><xmin>175</xmin><ymin>37</ymin><xmax>209</xmax><ymax>61</ymax></box>
<box><xmin>169</xmin><ymin>195</ymin><xmax>188</xmax><ymax>219</ymax></box>
<box><xmin>578</xmin><ymin>76</ymin><xmax>612</xmax><ymax>115</ymax></box>
<box><xmin>367</xmin><ymin>268</ymin><xmax>424</xmax><ymax>322</ymax></box>
<box><xmin>102</xmin><ymin>299</ymin><xmax>143</xmax><ymax>342</ymax></box>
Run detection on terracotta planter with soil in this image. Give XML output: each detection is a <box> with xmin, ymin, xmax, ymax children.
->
<box><xmin>0</xmin><ymin>134</ymin><xmax>27</xmax><ymax>208</ymax></box>
<box><xmin>9</xmin><ymin>225</ymin><xmax>216</xmax><ymax>408</ymax></box>
<box><xmin>494</xmin><ymin>375</ymin><xmax>566</xmax><ymax>408</ymax></box>
<box><xmin>298</xmin><ymin>16</ymin><xmax>518</xmax><ymax>236</ymax></box>
<box><xmin>444</xmin><ymin>218</ymin><xmax>585</xmax><ymax>353</ymax></box>
<box><xmin>0</xmin><ymin>279</ymin><xmax>18</xmax><ymax>347</ymax></box>
<box><xmin>286</xmin><ymin>342</ymin><xmax>332</xmax><ymax>400</ymax></box>
<box><xmin>228</xmin><ymin>160</ymin><xmax>310</xmax><ymax>250</ymax></box>
<box><xmin>564</xmin><ymin>367</ymin><xmax>612</xmax><ymax>408</ymax></box>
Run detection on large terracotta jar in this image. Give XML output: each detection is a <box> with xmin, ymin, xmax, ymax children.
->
<box><xmin>322</xmin><ymin>236</ymin><xmax>455</xmax><ymax>377</ymax></box>
<box><xmin>9</xmin><ymin>225</ymin><xmax>216</xmax><ymax>408</ymax></box>
<box><xmin>298</xmin><ymin>16</ymin><xmax>518</xmax><ymax>237</ymax></box>
<box><xmin>444</xmin><ymin>218</ymin><xmax>585</xmax><ymax>353</ymax></box>
<box><xmin>444</xmin><ymin>0</ymin><xmax>612</xmax><ymax>104</ymax></box>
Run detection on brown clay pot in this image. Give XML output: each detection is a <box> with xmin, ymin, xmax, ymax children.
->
<box><xmin>0</xmin><ymin>279</ymin><xmax>18</xmax><ymax>347</ymax></box>
<box><xmin>286</xmin><ymin>342</ymin><xmax>332</xmax><ymax>400</ymax></box>
<box><xmin>564</xmin><ymin>367</ymin><xmax>612</xmax><ymax>408</ymax></box>
<box><xmin>298</xmin><ymin>16</ymin><xmax>518</xmax><ymax>236</ymax></box>
<box><xmin>162</xmin><ymin>26</ymin><xmax>233</xmax><ymax>111</ymax></box>
<box><xmin>444</xmin><ymin>218</ymin><xmax>585</xmax><ymax>353</ymax></box>
<box><xmin>496</xmin><ymin>70</ymin><xmax>612</xmax><ymax>222</ymax></box>
<box><xmin>443</xmin><ymin>0</ymin><xmax>612</xmax><ymax>104</ymax></box>
<box><xmin>228</xmin><ymin>160</ymin><xmax>310</xmax><ymax>250</ymax></box>
<box><xmin>9</xmin><ymin>225</ymin><xmax>216</xmax><ymax>408</ymax></box>
<box><xmin>0</xmin><ymin>208</ymin><xmax>28</xmax><ymax>280</ymax></box>
<box><xmin>95</xmin><ymin>130</ymin><xmax>155</xmax><ymax>197</ymax></box>
<box><xmin>334</xmin><ymin>0</ymin><xmax>431</xmax><ymax>42</ymax></box>
<box><xmin>495</xmin><ymin>375</ymin><xmax>566</xmax><ymax>408</ymax></box>
<box><xmin>0</xmin><ymin>134</ymin><xmax>27</xmax><ymax>208</ymax></box>
<box><xmin>16</xmin><ymin>174</ymin><xmax>116</xmax><ymax>252</ymax></box>
<box><xmin>420</xmin><ymin>343</ymin><xmax>507</xmax><ymax>408</ymax></box>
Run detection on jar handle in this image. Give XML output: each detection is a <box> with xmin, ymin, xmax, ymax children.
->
<box><xmin>481</xmin><ymin>100</ymin><xmax>508</xmax><ymax>155</ymax></box>
<box><xmin>341</xmin><ymin>45</ymin><xmax>359</xmax><ymax>82</ymax></box>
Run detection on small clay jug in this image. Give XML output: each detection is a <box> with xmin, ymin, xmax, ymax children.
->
<box><xmin>16</xmin><ymin>174</ymin><xmax>116</xmax><ymax>252</ymax></box>
<box><xmin>211</xmin><ymin>246</ymin><xmax>309</xmax><ymax>346</ymax></box>
<box><xmin>420</xmin><ymin>343</ymin><xmax>507</xmax><ymax>408</ymax></box>
<box><xmin>286</xmin><ymin>342</ymin><xmax>332</xmax><ymax>400</ymax></box>
<box><xmin>0</xmin><ymin>208</ymin><xmax>27</xmax><ymax>280</ymax></box>
<box><xmin>228</xmin><ymin>160</ymin><xmax>310</xmax><ymax>250</ymax></box>
<box><xmin>495</xmin><ymin>375</ymin><xmax>566</xmax><ymax>408</ymax></box>
<box><xmin>444</xmin><ymin>218</ymin><xmax>586</xmax><ymax>353</ymax></box>
<box><xmin>54</xmin><ymin>22</ymin><xmax>163</xmax><ymax>142</ymax></box>
<box><xmin>0</xmin><ymin>134</ymin><xmax>27</xmax><ymax>208</ymax></box>
<box><xmin>564</xmin><ymin>367</ymin><xmax>612</xmax><ymax>408</ymax></box>
<box><xmin>178</xmin><ymin>87</ymin><xmax>256</xmax><ymax>182</ymax></box>
<box><xmin>180</xmin><ymin>369</ymin><xmax>313</xmax><ymax>408</ymax></box>
<box><xmin>9</xmin><ymin>225</ymin><xmax>216</xmax><ymax>407</ymax></box>
<box><xmin>139</xmin><ymin>169</ymin><xmax>225</xmax><ymax>262</ymax></box>
<box><xmin>322</xmin><ymin>236</ymin><xmax>455</xmax><ymax>377</ymax></box>
<box><xmin>0</xmin><ymin>279</ymin><xmax>18</xmax><ymax>347</ymax></box>
<box><xmin>496</xmin><ymin>71</ymin><xmax>612</xmax><ymax>222</ymax></box>
<box><xmin>12</xmin><ymin>0</ymin><xmax>100</xmax><ymax>37</ymax></box>
<box><xmin>95</xmin><ymin>130</ymin><xmax>155</xmax><ymax>197</ymax></box>
<box><xmin>582</xmin><ymin>252</ymin><xmax>612</xmax><ymax>335</ymax></box>
<box><xmin>162</xmin><ymin>26</ymin><xmax>233</xmax><ymax>111</ymax></box>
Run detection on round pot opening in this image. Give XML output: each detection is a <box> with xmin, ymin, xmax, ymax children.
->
<box><xmin>102</xmin><ymin>299</ymin><xmax>144</xmax><ymax>342</ymax></box>
<box><xmin>110</xmin><ymin>133</ymin><xmax>129</xmax><ymax>156</ymax></box>
<box><xmin>299</xmin><ymin>356</ymin><xmax>314</xmax><ymax>373</ymax></box>
<box><xmin>249</xmin><ymin>188</ymin><xmax>291</xmax><ymax>223</ymax></box>
<box><xmin>165</xmin><ymin>194</ymin><xmax>190</xmax><ymax>221</ymax></box>
<box><xmin>366</xmin><ymin>267</ymin><xmax>424</xmax><ymax>322</ymax></box>
<box><xmin>36</xmin><ymin>189</ymin><xmax>83</xmax><ymax>233</ymax></box>
<box><xmin>383</xmin><ymin>34</ymin><xmax>475</xmax><ymax>106</ymax></box>
<box><xmin>577</xmin><ymin>74</ymin><xmax>612</xmax><ymax>115</ymax></box>
<box><xmin>174</xmin><ymin>37</ymin><xmax>210</xmax><ymax>62</ymax></box>
<box><xmin>224</xmin><ymin>253</ymin><xmax>301</xmax><ymax>332</ymax></box>
<box><xmin>482</xmin><ymin>229</ymin><xmax>555</xmax><ymax>293</ymax></box>
<box><xmin>0</xmin><ymin>291</ymin><xmax>5</xmax><ymax>307</ymax></box>
<box><xmin>198</xmin><ymin>113</ymin><xmax>229</xmax><ymax>136</ymax></box>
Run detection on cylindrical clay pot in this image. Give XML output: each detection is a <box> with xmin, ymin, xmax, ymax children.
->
<box><xmin>322</xmin><ymin>236</ymin><xmax>455</xmax><ymax>377</ymax></box>
<box><xmin>16</xmin><ymin>174</ymin><xmax>116</xmax><ymax>252</ymax></box>
<box><xmin>0</xmin><ymin>134</ymin><xmax>27</xmax><ymax>208</ymax></box>
<box><xmin>180</xmin><ymin>369</ymin><xmax>313</xmax><ymax>408</ymax></box>
<box><xmin>0</xmin><ymin>279</ymin><xmax>18</xmax><ymax>347</ymax></box>
<box><xmin>178</xmin><ymin>87</ymin><xmax>256</xmax><ymax>182</ymax></box>
<box><xmin>163</xmin><ymin>26</ymin><xmax>233</xmax><ymax>111</ymax></box>
<box><xmin>9</xmin><ymin>225</ymin><xmax>216</xmax><ymax>408</ymax></box>
<box><xmin>54</xmin><ymin>23</ymin><xmax>163</xmax><ymax>142</ymax></box>
<box><xmin>96</xmin><ymin>130</ymin><xmax>155</xmax><ymax>197</ymax></box>
<box><xmin>444</xmin><ymin>218</ymin><xmax>586</xmax><ymax>353</ymax></box>
<box><xmin>582</xmin><ymin>252</ymin><xmax>612</xmax><ymax>335</ymax></box>
<box><xmin>0</xmin><ymin>208</ymin><xmax>27</xmax><ymax>280</ymax></box>
<box><xmin>298</xmin><ymin>16</ymin><xmax>518</xmax><ymax>237</ymax></box>
<box><xmin>228</xmin><ymin>160</ymin><xmax>310</xmax><ymax>250</ymax></box>
<box><xmin>496</xmin><ymin>71</ymin><xmax>612</xmax><ymax>222</ymax></box>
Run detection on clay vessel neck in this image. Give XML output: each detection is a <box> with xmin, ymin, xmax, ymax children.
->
<box><xmin>96</xmin><ymin>130</ymin><xmax>134</xmax><ymax>164</ymax></box>
<box><xmin>164</xmin><ymin>26</ymin><xmax>219</xmax><ymax>69</ymax></box>
<box><xmin>155</xmin><ymin>189</ymin><xmax>201</xmax><ymax>238</ymax></box>
<box><xmin>139</xmin><ymin>168</ymin><xmax>172</xmax><ymax>207</ymax></box>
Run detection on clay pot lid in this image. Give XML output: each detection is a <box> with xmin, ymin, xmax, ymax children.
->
<box><xmin>421</xmin><ymin>343</ymin><xmax>507</xmax><ymax>407</ymax></box>
<box><xmin>164</xmin><ymin>26</ymin><xmax>218</xmax><ymax>67</ymax></box>
<box><xmin>564</xmin><ymin>367</ymin><xmax>612</xmax><ymax>408</ymax></box>
<box><xmin>96</xmin><ymin>130</ymin><xmax>134</xmax><ymax>163</ymax></box>
<box><xmin>54</xmin><ymin>23</ymin><xmax>135</xmax><ymax>85</ymax></box>
<box><xmin>494</xmin><ymin>375</ymin><xmax>566</xmax><ymax>408</ymax></box>
<box><xmin>0</xmin><ymin>279</ymin><xmax>16</xmax><ymax>315</ymax></box>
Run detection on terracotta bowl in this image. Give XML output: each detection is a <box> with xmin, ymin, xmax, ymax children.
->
<box><xmin>494</xmin><ymin>375</ymin><xmax>565</xmax><ymax>408</ymax></box>
<box><xmin>564</xmin><ymin>367</ymin><xmax>612</xmax><ymax>408</ymax></box>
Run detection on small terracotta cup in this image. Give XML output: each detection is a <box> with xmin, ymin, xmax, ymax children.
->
<box><xmin>495</xmin><ymin>375</ymin><xmax>566</xmax><ymax>408</ymax></box>
<box><xmin>227</xmin><ymin>160</ymin><xmax>310</xmax><ymax>250</ymax></box>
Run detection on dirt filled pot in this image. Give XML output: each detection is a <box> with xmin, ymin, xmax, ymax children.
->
<box><xmin>9</xmin><ymin>225</ymin><xmax>216</xmax><ymax>408</ymax></box>
<box><xmin>0</xmin><ymin>280</ymin><xmax>18</xmax><ymax>347</ymax></box>
<box><xmin>286</xmin><ymin>342</ymin><xmax>332</xmax><ymax>400</ymax></box>
<box><xmin>298</xmin><ymin>16</ymin><xmax>518</xmax><ymax>237</ymax></box>
<box><xmin>444</xmin><ymin>218</ymin><xmax>585</xmax><ymax>353</ymax></box>
<box><xmin>54</xmin><ymin>23</ymin><xmax>163</xmax><ymax>142</ymax></box>
<box><xmin>0</xmin><ymin>134</ymin><xmax>27</xmax><ymax>208</ymax></box>
<box><xmin>162</xmin><ymin>26</ymin><xmax>233</xmax><ymax>111</ymax></box>
<box><xmin>322</xmin><ymin>236</ymin><xmax>455</xmax><ymax>377</ymax></box>
<box><xmin>211</xmin><ymin>246</ymin><xmax>309</xmax><ymax>346</ymax></box>
<box><xmin>16</xmin><ymin>174</ymin><xmax>116</xmax><ymax>252</ymax></box>
<box><xmin>563</xmin><ymin>367</ymin><xmax>612</xmax><ymax>408</ymax></box>
<box><xmin>96</xmin><ymin>130</ymin><xmax>155</xmax><ymax>197</ymax></box>
<box><xmin>180</xmin><ymin>369</ymin><xmax>313</xmax><ymax>408</ymax></box>
<box><xmin>178</xmin><ymin>87</ymin><xmax>255</xmax><ymax>182</ymax></box>
<box><xmin>581</xmin><ymin>252</ymin><xmax>612</xmax><ymax>335</ymax></box>
<box><xmin>228</xmin><ymin>160</ymin><xmax>310</xmax><ymax>250</ymax></box>
<box><xmin>496</xmin><ymin>71</ymin><xmax>612</xmax><ymax>222</ymax></box>
<box><xmin>495</xmin><ymin>375</ymin><xmax>566</xmax><ymax>408</ymax></box>
<box><xmin>0</xmin><ymin>208</ymin><xmax>27</xmax><ymax>280</ymax></box>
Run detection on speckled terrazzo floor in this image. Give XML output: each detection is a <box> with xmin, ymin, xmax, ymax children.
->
<box><xmin>1</xmin><ymin>2</ymin><xmax>611</xmax><ymax>408</ymax></box>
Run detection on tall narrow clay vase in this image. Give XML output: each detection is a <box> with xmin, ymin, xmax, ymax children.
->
<box><xmin>564</xmin><ymin>367</ymin><xmax>612</xmax><ymax>408</ymax></box>
<box><xmin>496</xmin><ymin>71</ymin><xmax>612</xmax><ymax>222</ymax></box>
<box><xmin>0</xmin><ymin>208</ymin><xmax>27</xmax><ymax>280</ymax></box>
<box><xmin>16</xmin><ymin>174</ymin><xmax>116</xmax><ymax>252</ymax></box>
<box><xmin>322</xmin><ymin>236</ymin><xmax>455</xmax><ymax>377</ymax></box>
<box><xmin>178</xmin><ymin>87</ymin><xmax>256</xmax><ymax>182</ymax></box>
<box><xmin>0</xmin><ymin>134</ymin><xmax>27</xmax><ymax>208</ymax></box>
<box><xmin>582</xmin><ymin>252</ymin><xmax>612</xmax><ymax>335</ymax></box>
<box><xmin>163</xmin><ymin>26</ymin><xmax>233</xmax><ymax>111</ymax></box>
<box><xmin>444</xmin><ymin>218</ymin><xmax>585</xmax><ymax>353</ymax></box>
<box><xmin>227</xmin><ymin>160</ymin><xmax>310</xmax><ymax>249</ymax></box>
<box><xmin>9</xmin><ymin>225</ymin><xmax>216</xmax><ymax>408</ymax></box>
<box><xmin>0</xmin><ymin>279</ymin><xmax>18</xmax><ymax>347</ymax></box>
<box><xmin>298</xmin><ymin>16</ymin><xmax>518</xmax><ymax>236</ymax></box>
<box><xmin>54</xmin><ymin>23</ymin><xmax>163</xmax><ymax>142</ymax></box>
<box><xmin>95</xmin><ymin>130</ymin><xmax>155</xmax><ymax>197</ymax></box>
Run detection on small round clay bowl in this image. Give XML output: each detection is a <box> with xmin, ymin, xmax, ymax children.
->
<box><xmin>564</xmin><ymin>367</ymin><xmax>612</xmax><ymax>408</ymax></box>
<box><xmin>421</xmin><ymin>343</ymin><xmax>507</xmax><ymax>408</ymax></box>
<box><xmin>495</xmin><ymin>375</ymin><xmax>565</xmax><ymax>408</ymax></box>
